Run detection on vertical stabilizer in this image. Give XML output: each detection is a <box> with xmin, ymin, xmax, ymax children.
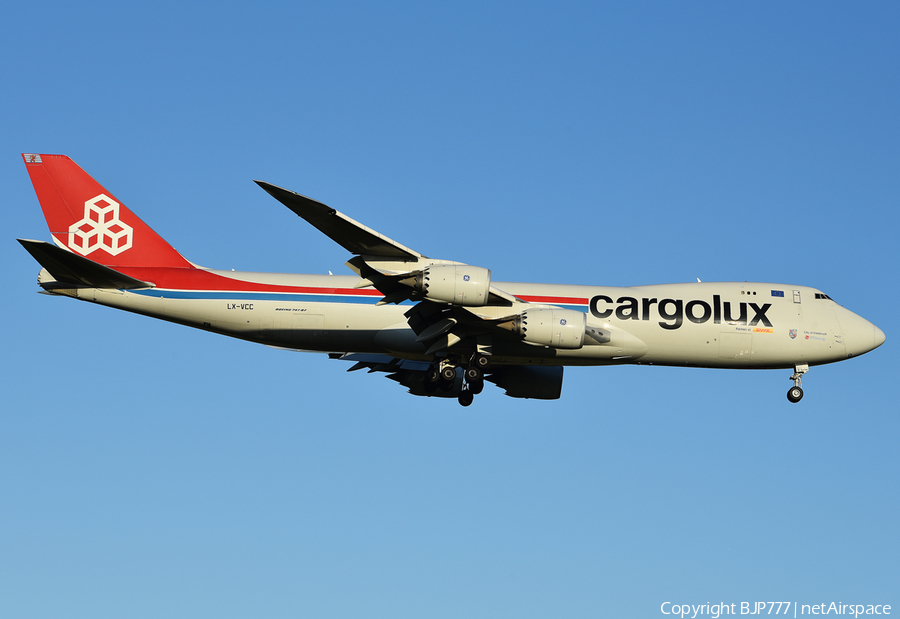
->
<box><xmin>22</xmin><ymin>154</ymin><xmax>192</xmax><ymax>269</ymax></box>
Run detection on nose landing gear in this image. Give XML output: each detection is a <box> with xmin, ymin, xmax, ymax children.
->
<box><xmin>787</xmin><ymin>364</ymin><xmax>808</xmax><ymax>403</ymax></box>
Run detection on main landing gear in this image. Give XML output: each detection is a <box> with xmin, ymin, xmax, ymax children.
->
<box><xmin>458</xmin><ymin>354</ymin><xmax>490</xmax><ymax>406</ymax></box>
<box><xmin>787</xmin><ymin>363</ymin><xmax>809</xmax><ymax>403</ymax></box>
<box><xmin>423</xmin><ymin>354</ymin><xmax>491</xmax><ymax>406</ymax></box>
<box><xmin>423</xmin><ymin>364</ymin><xmax>454</xmax><ymax>394</ymax></box>
<box><xmin>458</xmin><ymin>353</ymin><xmax>490</xmax><ymax>407</ymax></box>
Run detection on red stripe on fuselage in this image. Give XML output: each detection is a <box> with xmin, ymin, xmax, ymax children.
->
<box><xmin>116</xmin><ymin>266</ymin><xmax>591</xmax><ymax>305</ymax></box>
<box><xmin>518</xmin><ymin>295</ymin><xmax>588</xmax><ymax>306</ymax></box>
<box><xmin>115</xmin><ymin>266</ymin><xmax>383</xmax><ymax>296</ymax></box>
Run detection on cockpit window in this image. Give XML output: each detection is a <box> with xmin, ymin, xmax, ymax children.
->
<box><xmin>815</xmin><ymin>293</ymin><xmax>833</xmax><ymax>301</ymax></box>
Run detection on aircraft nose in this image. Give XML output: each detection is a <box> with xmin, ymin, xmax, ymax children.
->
<box><xmin>838</xmin><ymin>307</ymin><xmax>885</xmax><ymax>358</ymax></box>
<box><xmin>874</xmin><ymin>325</ymin><xmax>886</xmax><ymax>348</ymax></box>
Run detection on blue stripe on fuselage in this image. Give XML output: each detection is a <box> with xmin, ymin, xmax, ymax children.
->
<box><xmin>126</xmin><ymin>288</ymin><xmax>588</xmax><ymax>310</ymax></box>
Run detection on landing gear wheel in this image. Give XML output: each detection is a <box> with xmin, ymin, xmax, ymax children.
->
<box><xmin>473</xmin><ymin>354</ymin><xmax>491</xmax><ymax>371</ymax></box>
<box><xmin>423</xmin><ymin>366</ymin><xmax>440</xmax><ymax>393</ymax></box>
<box><xmin>469</xmin><ymin>379</ymin><xmax>484</xmax><ymax>395</ymax></box>
<box><xmin>458</xmin><ymin>389</ymin><xmax>474</xmax><ymax>407</ymax></box>
<box><xmin>787</xmin><ymin>386</ymin><xmax>804</xmax><ymax>403</ymax></box>
<box><xmin>465</xmin><ymin>366</ymin><xmax>483</xmax><ymax>383</ymax></box>
<box><xmin>438</xmin><ymin>364</ymin><xmax>457</xmax><ymax>392</ymax></box>
<box><xmin>787</xmin><ymin>364</ymin><xmax>808</xmax><ymax>404</ymax></box>
<box><xmin>440</xmin><ymin>365</ymin><xmax>457</xmax><ymax>382</ymax></box>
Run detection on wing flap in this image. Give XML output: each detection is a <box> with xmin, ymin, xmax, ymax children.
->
<box><xmin>331</xmin><ymin>353</ymin><xmax>461</xmax><ymax>398</ymax></box>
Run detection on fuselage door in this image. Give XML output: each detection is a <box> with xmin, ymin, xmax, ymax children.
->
<box><xmin>793</xmin><ymin>290</ymin><xmax>801</xmax><ymax>303</ymax></box>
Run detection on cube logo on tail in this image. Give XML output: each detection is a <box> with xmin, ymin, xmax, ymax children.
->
<box><xmin>68</xmin><ymin>194</ymin><xmax>133</xmax><ymax>256</ymax></box>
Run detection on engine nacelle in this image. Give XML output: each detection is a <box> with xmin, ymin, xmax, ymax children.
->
<box><xmin>411</xmin><ymin>264</ymin><xmax>491</xmax><ymax>306</ymax></box>
<box><xmin>508</xmin><ymin>308</ymin><xmax>586</xmax><ymax>349</ymax></box>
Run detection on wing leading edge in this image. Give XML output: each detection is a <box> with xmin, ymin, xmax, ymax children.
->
<box><xmin>254</xmin><ymin>181</ymin><xmax>424</xmax><ymax>260</ymax></box>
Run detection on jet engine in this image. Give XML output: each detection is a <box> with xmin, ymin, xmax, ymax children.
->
<box><xmin>407</xmin><ymin>264</ymin><xmax>491</xmax><ymax>306</ymax></box>
<box><xmin>505</xmin><ymin>308</ymin><xmax>586</xmax><ymax>349</ymax></box>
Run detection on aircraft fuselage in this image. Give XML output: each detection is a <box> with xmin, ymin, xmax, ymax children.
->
<box><xmin>21</xmin><ymin>153</ymin><xmax>884</xmax><ymax>404</ymax></box>
<box><xmin>40</xmin><ymin>267</ymin><xmax>879</xmax><ymax>371</ymax></box>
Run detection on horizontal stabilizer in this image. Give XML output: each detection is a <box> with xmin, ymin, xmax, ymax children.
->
<box><xmin>18</xmin><ymin>239</ymin><xmax>153</xmax><ymax>289</ymax></box>
<box><xmin>255</xmin><ymin>181</ymin><xmax>424</xmax><ymax>260</ymax></box>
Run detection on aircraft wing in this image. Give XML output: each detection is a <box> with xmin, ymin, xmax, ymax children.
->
<box><xmin>254</xmin><ymin>181</ymin><xmax>424</xmax><ymax>260</ymax></box>
<box><xmin>255</xmin><ymin>181</ymin><xmax>596</xmax><ymax>360</ymax></box>
<box><xmin>256</xmin><ymin>180</ymin><xmax>521</xmax><ymax>307</ymax></box>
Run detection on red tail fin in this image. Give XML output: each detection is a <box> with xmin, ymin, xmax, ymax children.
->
<box><xmin>23</xmin><ymin>154</ymin><xmax>192</xmax><ymax>269</ymax></box>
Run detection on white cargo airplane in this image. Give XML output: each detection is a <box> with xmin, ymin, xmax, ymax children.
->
<box><xmin>19</xmin><ymin>154</ymin><xmax>885</xmax><ymax>406</ymax></box>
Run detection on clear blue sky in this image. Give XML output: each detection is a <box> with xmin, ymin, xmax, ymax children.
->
<box><xmin>2</xmin><ymin>2</ymin><xmax>897</xmax><ymax>617</ymax></box>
